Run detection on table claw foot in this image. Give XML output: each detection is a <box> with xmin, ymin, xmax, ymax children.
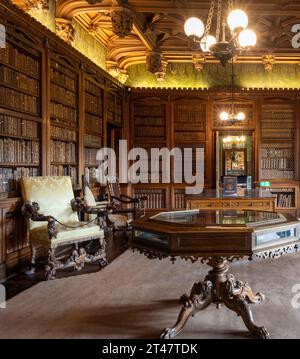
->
<box><xmin>221</xmin><ymin>274</ymin><xmax>270</xmax><ymax>339</ymax></box>
<box><xmin>161</xmin><ymin>280</ymin><xmax>213</xmax><ymax>339</ymax></box>
<box><xmin>160</xmin><ymin>327</ymin><xmax>178</xmax><ymax>339</ymax></box>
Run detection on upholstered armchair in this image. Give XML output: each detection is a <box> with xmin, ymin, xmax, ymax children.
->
<box><xmin>21</xmin><ymin>176</ymin><xmax>109</xmax><ymax>280</ymax></box>
<box><xmin>107</xmin><ymin>176</ymin><xmax>147</xmax><ymax>220</ymax></box>
<box><xmin>83</xmin><ymin>176</ymin><xmax>131</xmax><ymax>240</ymax></box>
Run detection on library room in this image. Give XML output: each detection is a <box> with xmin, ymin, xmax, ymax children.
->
<box><xmin>1</xmin><ymin>0</ymin><xmax>300</xmax><ymax>346</ymax></box>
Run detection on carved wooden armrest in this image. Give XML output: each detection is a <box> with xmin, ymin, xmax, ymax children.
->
<box><xmin>70</xmin><ymin>198</ymin><xmax>114</xmax><ymax>231</ymax></box>
<box><xmin>21</xmin><ymin>201</ymin><xmax>57</xmax><ymax>240</ymax></box>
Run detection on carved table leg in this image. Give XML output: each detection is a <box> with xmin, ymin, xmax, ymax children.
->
<box><xmin>160</xmin><ymin>257</ymin><xmax>270</xmax><ymax>339</ymax></box>
<box><xmin>221</xmin><ymin>274</ymin><xmax>270</xmax><ymax>339</ymax></box>
<box><xmin>160</xmin><ymin>280</ymin><xmax>213</xmax><ymax>339</ymax></box>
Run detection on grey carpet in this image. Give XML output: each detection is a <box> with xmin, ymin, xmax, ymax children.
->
<box><xmin>0</xmin><ymin>250</ymin><xmax>300</xmax><ymax>339</ymax></box>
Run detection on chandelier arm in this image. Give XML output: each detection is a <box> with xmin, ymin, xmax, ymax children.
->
<box><xmin>204</xmin><ymin>0</ymin><xmax>215</xmax><ymax>38</ymax></box>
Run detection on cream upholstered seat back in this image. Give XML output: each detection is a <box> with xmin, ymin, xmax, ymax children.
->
<box><xmin>21</xmin><ymin>176</ymin><xmax>79</xmax><ymax>230</ymax></box>
<box><xmin>83</xmin><ymin>184</ymin><xmax>97</xmax><ymax>221</ymax></box>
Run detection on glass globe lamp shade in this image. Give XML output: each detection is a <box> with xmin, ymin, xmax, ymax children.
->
<box><xmin>238</xmin><ymin>29</ymin><xmax>257</xmax><ymax>48</ymax></box>
<box><xmin>220</xmin><ymin>112</ymin><xmax>229</xmax><ymax>121</ymax></box>
<box><xmin>227</xmin><ymin>9</ymin><xmax>248</xmax><ymax>31</ymax></box>
<box><xmin>184</xmin><ymin>17</ymin><xmax>205</xmax><ymax>38</ymax></box>
<box><xmin>236</xmin><ymin>112</ymin><xmax>246</xmax><ymax>121</ymax></box>
<box><xmin>200</xmin><ymin>35</ymin><xmax>217</xmax><ymax>52</ymax></box>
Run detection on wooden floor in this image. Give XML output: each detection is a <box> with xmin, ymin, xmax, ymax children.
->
<box><xmin>2</xmin><ymin>231</ymin><xmax>127</xmax><ymax>300</ymax></box>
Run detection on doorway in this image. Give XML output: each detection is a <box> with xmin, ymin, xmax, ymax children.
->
<box><xmin>215</xmin><ymin>130</ymin><xmax>254</xmax><ymax>190</ymax></box>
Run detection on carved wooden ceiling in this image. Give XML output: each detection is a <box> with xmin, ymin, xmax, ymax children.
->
<box><xmin>13</xmin><ymin>0</ymin><xmax>300</xmax><ymax>83</ymax></box>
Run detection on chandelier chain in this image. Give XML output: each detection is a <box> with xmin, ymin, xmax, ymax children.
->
<box><xmin>204</xmin><ymin>0</ymin><xmax>215</xmax><ymax>37</ymax></box>
<box><xmin>216</xmin><ymin>0</ymin><xmax>222</xmax><ymax>41</ymax></box>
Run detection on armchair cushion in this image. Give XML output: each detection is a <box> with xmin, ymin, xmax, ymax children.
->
<box><xmin>30</xmin><ymin>222</ymin><xmax>104</xmax><ymax>247</ymax></box>
<box><xmin>21</xmin><ymin>176</ymin><xmax>78</xmax><ymax>231</ymax></box>
<box><xmin>108</xmin><ymin>214</ymin><xmax>131</xmax><ymax>228</ymax></box>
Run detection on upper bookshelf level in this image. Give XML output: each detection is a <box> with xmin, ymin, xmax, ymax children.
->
<box><xmin>0</xmin><ymin>40</ymin><xmax>41</xmax><ymax>116</ymax></box>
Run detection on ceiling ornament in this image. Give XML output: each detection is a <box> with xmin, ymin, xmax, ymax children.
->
<box><xmin>14</xmin><ymin>0</ymin><xmax>49</xmax><ymax>12</ymax></box>
<box><xmin>192</xmin><ymin>54</ymin><xmax>206</xmax><ymax>71</ymax></box>
<box><xmin>184</xmin><ymin>0</ymin><xmax>257</xmax><ymax>65</ymax></box>
<box><xmin>146</xmin><ymin>50</ymin><xmax>162</xmax><ymax>74</ymax></box>
<box><xmin>110</xmin><ymin>5</ymin><xmax>133</xmax><ymax>37</ymax></box>
<box><xmin>262</xmin><ymin>54</ymin><xmax>276</xmax><ymax>72</ymax></box>
<box><xmin>155</xmin><ymin>59</ymin><xmax>168</xmax><ymax>82</ymax></box>
<box><xmin>55</xmin><ymin>18</ymin><xmax>75</xmax><ymax>45</ymax></box>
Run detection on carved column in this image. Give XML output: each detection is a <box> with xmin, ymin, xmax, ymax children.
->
<box><xmin>110</xmin><ymin>5</ymin><xmax>133</xmax><ymax>37</ymax></box>
<box><xmin>55</xmin><ymin>18</ymin><xmax>75</xmax><ymax>45</ymax></box>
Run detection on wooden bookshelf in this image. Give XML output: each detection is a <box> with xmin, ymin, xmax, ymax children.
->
<box><xmin>0</xmin><ymin>37</ymin><xmax>41</xmax><ymax>198</ymax></box>
<box><xmin>84</xmin><ymin>77</ymin><xmax>104</xmax><ymax>185</ymax></box>
<box><xmin>107</xmin><ymin>90</ymin><xmax>123</xmax><ymax>126</ymax></box>
<box><xmin>50</xmin><ymin>58</ymin><xmax>79</xmax><ymax>185</ymax></box>
<box><xmin>259</xmin><ymin>101</ymin><xmax>295</xmax><ymax>180</ymax></box>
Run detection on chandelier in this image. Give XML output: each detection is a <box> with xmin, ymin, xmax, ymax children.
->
<box><xmin>223</xmin><ymin>136</ymin><xmax>246</xmax><ymax>149</ymax></box>
<box><xmin>219</xmin><ymin>58</ymin><xmax>245</xmax><ymax>124</ymax></box>
<box><xmin>184</xmin><ymin>0</ymin><xmax>257</xmax><ymax>65</ymax></box>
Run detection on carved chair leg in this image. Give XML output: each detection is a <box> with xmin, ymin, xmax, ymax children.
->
<box><xmin>161</xmin><ymin>280</ymin><xmax>213</xmax><ymax>339</ymax></box>
<box><xmin>98</xmin><ymin>237</ymin><xmax>108</xmax><ymax>267</ymax></box>
<box><xmin>26</xmin><ymin>243</ymin><xmax>37</xmax><ymax>275</ymax></box>
<box><xmin>221</xmin><ymin>274</ymin><xmax>270</xmax><ymax>339</ymax></box>
<box><xmin>45</xmin><ymin>248</ymin><xmax>57</xmax><ymax>280</ymax></box>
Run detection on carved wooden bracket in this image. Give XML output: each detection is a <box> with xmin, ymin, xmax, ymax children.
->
<box><xmin>262</xmin><ymin>54</ymin><xmax>276</xmax><ymax>72</ymax></box>
<box><xmin>14</xmin><ymin>0</ymin><xmax>49</xmax><ymax>12</ymax></box>
<box><xmin>110</xmin><ymin>5</ymin><xmax>133</xmax><ymax>37</ymax></box>
<box><xmin>192</xmin><ymin>54</ymin><xmax>206</xmax><ymax>71</ymax></box>
<box><xmin>106</xmin><ymin>60</ymin><xmax>128</xmax><ymax>84</ymax></box>
<box><xmin>55</xmin><ymin>18</ymin><xmax>75</xmax><ymax>45</ymax></box>
<box><xmin>146</xmin><ymin>50</ymin><xmax>162</xmax><ymax>74</ymax></box>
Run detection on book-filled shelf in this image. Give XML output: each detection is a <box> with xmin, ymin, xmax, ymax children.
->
<box><xmin>0</xmin><ymin>36</ymin><xmax>41</xmax><ymax>198</ymax></box>
<box><xmin>50</xmin><ymin>58</ymin><xmax>79</xmax><ymax>185</ymax></box>
<box><xmin>260</xmin><ymin>101</ymin><xmax>295</xmax><ymax>180</ymax></box>
<box><xmin>259</xmin><ymin>100</ymin><xmax>297</xmax><ymax>211</ymax></box>
<box><xmin>107</xmin><ymin>90</ymin><xmax>123</xmax><ymax>126</ymax></box>
<box><xmin>84</xmin><ymin>77</ymin><xmax>103</xmax><ymax>185</ymax></box>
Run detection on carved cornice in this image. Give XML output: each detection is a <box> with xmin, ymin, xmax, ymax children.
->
<box><xmin>55</xmin><ymin>17</ymin><xmax>75</xmax><ymax>45</ymax></box>
<box><xmin>110</xmin><ymin>4</ymin><xmax>133</xmax><ymax>38</ymax></box>
<box><xmin>12</xmin><ymin>0</ymin><xmax>49</xmax><ymax>13</ymax></box>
